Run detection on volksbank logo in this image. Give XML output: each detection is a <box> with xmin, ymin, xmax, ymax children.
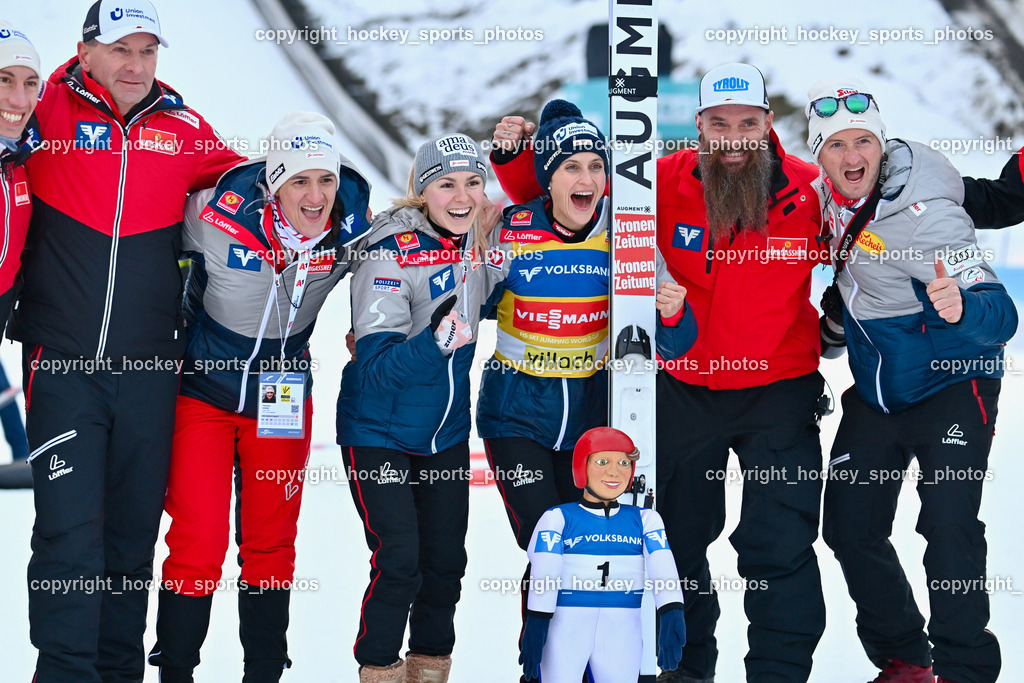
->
<box><xmin>519</xmin><ymin>266</ymin><xmax>542</xmax><ymax>283</ymax></box>
<box><xmin>227</xmin><ymin>245</ymin><xmax>261</xmax><ymax>272</ymax></box>
<box><xmin>429</xmin><ymin>265</ymin><xmax>454</xmax><ymax>299</ymax></box>
<box><xmin>712</xmin><ymin>77</ymin><xmax>749</xmax><ymax>92</ymax></box>
<box><xmin>341</xmin><ymin>213</ymin><xmax>357</xmax><ymax>234</ymax></box>
<box><xmin>75</xmin><ymin>121</ymin><xmax>111</xmax><ymax>150</ymax></box>
<box><xmin>519</xmin><ymin>265</ymin><xmax>609</xmax><ymax>281</ymax></box>
<box><xmin>673</xmin><ymin>224</ymin><xmax>704</xmax><ymax>252</ymax></box>
<box><xmin>645</xmin><ymin>530</ymin><xmax>669</xmax><ymax>551</ymax></box>
<box><xmin>537</xmin><ymin>531</ymin><xmax>562</xmax><ymax>553</ymax></box>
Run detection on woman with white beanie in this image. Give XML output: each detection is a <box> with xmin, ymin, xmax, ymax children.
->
<box><xmin>336</xmin><ymin>133</ymin><xmax>499</xmax><ymax>683</ymax></box>
<box><xmin>148</xmin><ymin>112</ymin><xmax>373</xmax><ymax>683</ymax></box>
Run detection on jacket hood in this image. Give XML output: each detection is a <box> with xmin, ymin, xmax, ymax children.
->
<box><xmin>877</xmin><ymin>139</ymin><xmax>966</xmax><ymax>220</ymax></box>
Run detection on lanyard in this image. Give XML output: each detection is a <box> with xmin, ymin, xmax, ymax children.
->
<box><xmin>832</xmin><ymin>182</ymin><xmax>882</xmax><ymax>276</ymax></box>
<box><xmin>262</xmin><ymin>200</ymin><xmax>321</xmax><ymax>361</ymax></box>
<box><xmin>275</xmin><ymin>250</ymin><xmax>311</xmax><ymax>360</ymax></box>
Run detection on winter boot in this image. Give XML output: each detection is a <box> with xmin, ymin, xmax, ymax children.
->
<box><xmin>147</xmin><ymin>589</ymin><xmax>214</xmax><ymax>683</ymax></box>
<box><xmin>359</xmin><ymin>659</ymin><xmax>406</xmax><ymax>682</ymax></box>
<box><xmin>869</xmin><ymin>660</ymin><xmax>934</xmax><ymax>683</ymax></box>
<box><xmin>239</xmin><ymin>586</ymin><xmax>292</xmax><ymax>682</ymax></box>
<box><xmin>406</xmin><ymin>653</ymin><xmax>451</xmax><ymax>683</ymax></box>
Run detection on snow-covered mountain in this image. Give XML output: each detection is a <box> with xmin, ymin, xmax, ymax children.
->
<box><xmin>306</xmin><ymin>0</ymin><xmax>1023</xmax><ymax>157</ymax></box>
<box><xmin>303</xmin><ymin>0</ymin><xmax>1024</xmax><ymax>265</ymax></box>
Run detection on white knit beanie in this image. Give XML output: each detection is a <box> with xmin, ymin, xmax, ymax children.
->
<box><xmin>806</xmin><ymin>77</ymin><xmax>886</xmax><ymax>160</ymax></box>
<box><xmin>265</xmin><ymin>112</ymin><xmax>340</xmax><ymax>195</ymax></box>
<box><xmin>0</xmin><ymin>21</ymin><xmax>41</xmax><ymax>79</ymax></box>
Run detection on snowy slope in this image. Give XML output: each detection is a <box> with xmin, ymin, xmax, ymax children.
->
<box><xmin>309</xmin><ymin>0</ymin><xmax>1024</xmax><ymax>263</ymax></box>
<box><xmin>0</xmin><ymin>1</ymin><xmax>1021</xmax><ymax>682</ymax></box>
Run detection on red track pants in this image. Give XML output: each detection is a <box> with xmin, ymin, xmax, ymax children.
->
<box><xmin>161</xmin><ymin>395</ymin><xmax>313</xmax><ymax>596</ymax></box>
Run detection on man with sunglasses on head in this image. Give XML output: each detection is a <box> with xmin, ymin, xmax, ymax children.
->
<box><xmin>808</xmin><ymin>77</ymin><xmax>1016</xmax><ymax>683</ymax></box>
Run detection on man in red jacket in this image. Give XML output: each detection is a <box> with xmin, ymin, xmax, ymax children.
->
<box><xmin>490</xmin><ymin>63</ymin><xmax>828</xmax><ymax>683</ymax></box>
<box><xmin>10</xmin><ymin>3</ymin><xmax>242</xmax><ymax>681</ymax></box>
<box><xmin>652</xmin><ymin>63</ymin><xmax>826</xmax><ymax>683</ymax></box>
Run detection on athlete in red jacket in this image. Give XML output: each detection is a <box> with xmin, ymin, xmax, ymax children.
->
<box><xmin>11</xmin><ymin>4</ymin><xmax>242</xmax><ymax>682</ymax></box>
<box><xmin>0</xmin><ymin>22</ymin><xmax>42</xmax><ymax>489</ymax></box>
<box><xmin>492</xmin><ymin>63</ymin><xmax>829</xmax><ymax>683</ymax></box>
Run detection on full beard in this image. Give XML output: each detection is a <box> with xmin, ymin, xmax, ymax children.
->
<box><xmin>697</xmin><ymin>134</ymin><xmax>774</xmax><ymax>244</ymax></box>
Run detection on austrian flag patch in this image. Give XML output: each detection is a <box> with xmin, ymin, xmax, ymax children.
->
<box><xmin>138</xmin><ymin>127</ymin><xmax>177</xmax><ymax>155</ymax></box>
<box><xmin>14</xmin><ymin>182</ymin><xmax>29</xmax><ymax>206</ymax></box>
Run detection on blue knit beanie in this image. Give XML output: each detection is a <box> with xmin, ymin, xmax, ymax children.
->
<box><xmin>532</xmin><ymin>100</ymin><xmax>608</xmax><ymax>191</ymax></box>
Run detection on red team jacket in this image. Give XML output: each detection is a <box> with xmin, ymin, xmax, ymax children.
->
<box><xmin>655</xmin><ymin>130</ymin><xmax>825</xmax><ymax>389</ymax></box>
<box><xmin>493</xmin><ymin>128</ymin><xmax>825</xmax><ymax>391</ymax></box>
<box><xmin>10</xmin><ymin>57</ymin><xmax>241</xmax><ymax>360</ymax></box>
<box><xmin>0</xmin><ymin>142</ymin><xmax>32</xmax><ymax>297</ymax></box>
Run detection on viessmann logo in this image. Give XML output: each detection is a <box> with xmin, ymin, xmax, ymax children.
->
<box><xmin>513</xmin><ymin>299</ymin><xmax>608</xmax><ymax>335</ymax></box>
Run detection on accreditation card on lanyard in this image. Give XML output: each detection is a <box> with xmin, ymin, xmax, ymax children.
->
<box><xmin>258</xmin><ymin>250</ymin><xmax>311</xmax><ymax>438</ymax></box>
<box><xmin>257</xmin><ymin>372</ymin><xmax>305</xmax><ymax>438</ymax></box>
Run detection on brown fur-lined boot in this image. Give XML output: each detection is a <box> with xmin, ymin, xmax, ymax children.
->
<box><xmin>358</xmin><ymin>659</ymin><xmax>405</xmax><ymax>683</ymax></box>
<box><xmin>405</xmin><ymin>653</ymin><xmax>451</xmax><ymax>683</ymax></box>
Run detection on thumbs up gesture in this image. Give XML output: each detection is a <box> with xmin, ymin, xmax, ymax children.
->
<box><xmin>926</xmin><ymin>258</ymin><xmax>963</xmax><ymax>324</ymax></box>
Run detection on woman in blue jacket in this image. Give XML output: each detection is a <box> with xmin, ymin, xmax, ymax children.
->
<box><xmin>479</xmin><ymin>100</ymin><xmax>694</xmax><ymax>550</ymax></box>
<box><xmin>336</xmin><ymin>133</ymin><xmax>498</xmax><ymax>683</ymax></box>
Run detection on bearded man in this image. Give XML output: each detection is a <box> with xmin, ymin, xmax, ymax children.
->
<box><xmin>489</xmin><ymin>63</ymin><xmax>829</xmax><ymax>683</ymax></box>
<box><xmin>651</xmin><ymin>63</ymin><xmax>829</xmax><ymax>683</ymax></box>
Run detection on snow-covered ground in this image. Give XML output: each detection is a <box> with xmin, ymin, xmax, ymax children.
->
<box><xmin>0</xmin><ymin>1</ymin><xmax>1021</xmax><ymax>681</ymax></box>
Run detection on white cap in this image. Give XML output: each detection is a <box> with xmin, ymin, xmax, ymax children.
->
<box><xmin>696</xmin><ymin>63</ymin><xmax>769</xmax><ymax>114</ymax></box>
<box><xmin>265</xmin><ymin>112</ymin><xmax>340</xmax><ymax>195</ymax></box>
<box><xmin>0</xmin><ymin>21</ymin><xmax>41</xmax><ymax>78</ymax></box>
<box><xmin>805</xmin><ymin>77</ymin><xmax>886</xmax><ymax>160</ymax></box>
<box><xmin>83</xmin><ymin>1</ymin><xmax>168</xmax><ymax>48</ymax></box>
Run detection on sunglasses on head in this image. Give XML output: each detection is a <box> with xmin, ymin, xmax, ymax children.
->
<box><xmin>810</xmin><ymin>93</ymin><xmax>876</xmax><ymax>118</ymax></box>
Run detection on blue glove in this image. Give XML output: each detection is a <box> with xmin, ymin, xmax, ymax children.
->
<box><xmin>658</xmin><ymin>607</ymin><xmax>686</xmax><ymax>671</ymax></box>
<box><xmin>519</xmin><ymin>614</ymin><xmax>550</xmax><ymax>680</ymax></box>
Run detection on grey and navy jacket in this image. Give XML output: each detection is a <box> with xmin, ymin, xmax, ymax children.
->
<box><xmin>336</xmin><ymin>206</ymin><xmax>493</xmax><ymax>454</ymax></box>
<box><xmin>823</xmin><ymin>139</ymin><xmax>1017</xmax><ymax>413</ymax></box>
<box><xmin>180</xmin><ymin>157</ymin><xmax>371</xmax><ymax>418</ymax></box>
<box><xmin>476</xmin><ymin>196</ymin><xmax>697</xmax><ymax>451</ymax></box>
